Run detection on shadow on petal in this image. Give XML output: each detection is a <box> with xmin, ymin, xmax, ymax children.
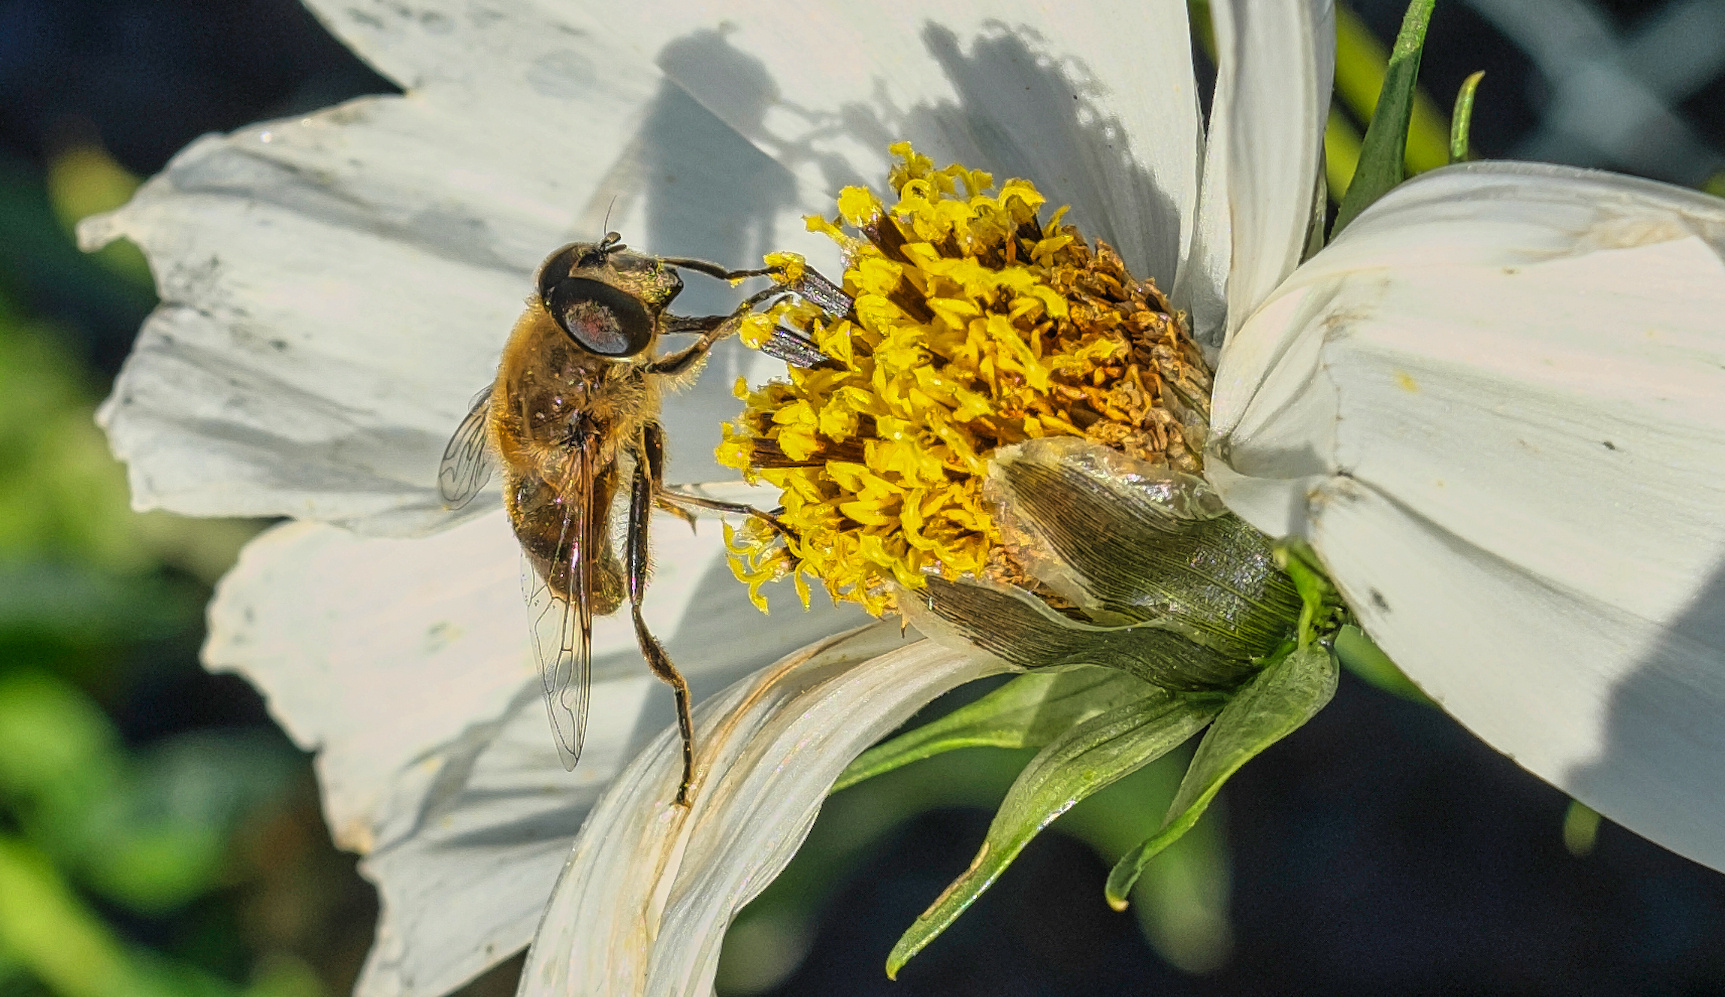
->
<box><xmin>902</xmin><ymin>22</ymin><xmax>1183</xmax><ymax>285</ymax></box>
<box><xmin>1565</xmin><ymin>558</ymin><xmax>1725</xmax><ymax>873</ymax></box>
<box><xmin>622</xmin><ymin>30</ymin><xmax>808</xmax><ymax>485</ymax></box>
<box><xmin>644</xmin><ymin>19</ymin><xmax>1189</xmax><ymax>285</ymax></box>
<box><xmin>520</xmin><ymin>626</ymin><xmax>1006</xmax><ymax>997</ymax></box>
<box><xmin>349</xmin><ymin>549</ymin><xmax>863</xmax><ymax>997</ymax></box>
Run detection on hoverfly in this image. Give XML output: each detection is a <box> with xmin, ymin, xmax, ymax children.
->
<box><xmin>438</xmin><ymin>234</ymin><xmax>846</xmax><ymax>806</ymax></box>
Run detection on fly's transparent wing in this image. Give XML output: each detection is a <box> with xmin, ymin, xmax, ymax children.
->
<box><xmin>438</xmin><ymin>386</ymin><xmax>495</xmax><ymax>509</ymax></box>
<box><xmin>520</xmin><ymin>438</ymin><xmax>598</xmax><ymax>771</ymax></box>
<box><xmin>523</xmin><ymin>555</ymin><xmax>589</xmax><ymax>771</ymax></box>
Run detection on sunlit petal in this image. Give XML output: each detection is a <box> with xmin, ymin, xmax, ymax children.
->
<box><xmin>354</xmin><ymin>672</ymin><xmax>652</xmax><ymax>997</ymax></box>
<box><xmin>1210</xmin><ymin>163</ymin><xmax>1725</xmax><ymax>871</ymax></box>
<box><xmin>1204</xmin><ymin>0</ymin><xmax>1333</xmax><ymax>345</ymax></box>
<box><xmin>83</xmin><ymin>28</ymin><xmax>808</xmax><ymax>533</ymax></box>
<box><xmin>205</xmin><ymin>513</ymin><xmax>534</xmax><ymax>848</ymax></box>
<box><xmin>205</xmin><ymin>513</ymin><xmax>864</xmax><ymax>995</ymax></box>
<box><xmin>1312</xmin><ymin>483</ymin><xmax>1725</xmax><ymax>872</ymax></box>
<box><xmin>520</xmin><ymin>628</ymin><xmax>1003</xmax><ymax>997</ymax></box>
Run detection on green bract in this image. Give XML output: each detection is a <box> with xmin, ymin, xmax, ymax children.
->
<box><xmin>887</xmin><ymin>687</ymin><xmax>1221</xmax><ymax>976</ymax></box>
<box><xmin>1105</xmin><ymin>642</ymin><xmax>1338</xmax><ymax>905</ymax></box>
<box><xmin>1333</xmin><ymin>0</ymin><xmax>1437</xmax><ymax>235</ymax></box>
<box><xmin>835</xmin><ymin>666</ymin><xmax>1150</xmax><ymax>791</ymax></box>
<box><xmin>843</xmin><ymin>437</ymin><xmax>1349</xmax><ymax>971</ymax></box>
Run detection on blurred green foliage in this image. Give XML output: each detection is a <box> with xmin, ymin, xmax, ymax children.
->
<box><xmin>0</xmin><ymin>141</ymin><xmax>367</xmax><ymax>997</ymax></box>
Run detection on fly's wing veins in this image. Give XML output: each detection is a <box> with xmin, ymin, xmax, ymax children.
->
<box><xmin>523</xmin><ymin>438</ymin><xmax>599</xmax><ymax>771</ymax></box>
<box><xmin>438</xmin><ymin>385</ymin><xmax>496</xmax><ymax>509</ymax></box>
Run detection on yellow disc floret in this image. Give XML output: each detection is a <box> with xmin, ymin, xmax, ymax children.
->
<box><xmin>719</xmin><ymin>143</ymin><xmax>1213</xmax><ymax>616</ymax></box>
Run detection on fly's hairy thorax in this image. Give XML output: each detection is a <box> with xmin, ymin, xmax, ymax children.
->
<box><xmin>489</xmin><ymin>306</ymin><xmax>660</xmax><ymax>609</ymax></box>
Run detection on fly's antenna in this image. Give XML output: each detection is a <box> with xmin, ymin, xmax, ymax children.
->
<box><xmin>597</xmin><ymin>198</ymin><xmax>624</xmax><ymax>256</ymax></box>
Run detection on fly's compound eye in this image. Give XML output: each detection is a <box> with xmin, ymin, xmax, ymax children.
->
<box><xmin>543</xmin><ymin>277</ymin><xmax>654</xmax><ymax>357</ymax></box>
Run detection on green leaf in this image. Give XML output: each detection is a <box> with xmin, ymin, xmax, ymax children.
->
<box><xmin>78</xmin><ymin>733</ymin><xmax>297</xmax><ymax>913</ymax></box>
<box><xmin>1449</xmin><ymin>70</ymin><xmax>1485</xmax><ymax>163</ymax></box>
<box><xmin>1331</xmin><ymin>0</ymin><xmax>1438</xmax><ymax>236</ymax></box>
<box><xmin>1105</xmin><ymin>643</ymin><xmax>1338</xmax><ymax>906</ymax></box>
<box><xmin>83</xmin><ymin>827</ymin><xmax>224</xmax><ymax>915</ymax></box>
<box><xmin>0</xmin><ymin>562</ymin><xmax>201</xmax><ymax>642</ymax></box>
<box><xmin>0</xmin><ymin>674</ymin><xmax>295</xmax><ymax>913</ymax></box>
<box><xmin>885</xmin><ymin>689</ymin><xmax>1221</xmax><ymax>977</ymax></box>
<box><xmin>1272</xmin><ymin>538</ymin><xmax>1349</xmax><ymax>646</ymax></box>
<box><xmin>0</xmin><ymin>671</ymin><xmax>125</xmax><ymax>852</ymax></box>
<box><xmin>0</xmin><ymin>835</ymin><xmax>180</xmax><ymax>997</ymax></box>
<box><xmin>835</xmin><ymin>666</ymin><xmax>1148</xmax><ymax>792</ymax></box>
<box><xmin>1332</xmin><ymin>3</ymin><xmax>1450</xmax><ymax>176</ymax></box>
<box><xmin>1056</xmin><ymin>751</ymin><xmax>1235</xmax><ymax>974</ymax></box>
<box><xmin>1325</xmin><ymin>110</ymin><xmax>1363</xmax><ymax>203</ymax></box>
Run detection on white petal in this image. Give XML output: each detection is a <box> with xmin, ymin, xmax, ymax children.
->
<box><xmin>205</xmin><ymin>513</ymin><xmax>535</xmax><ymax>849</ymax></box>
<box><xmin>96</xmin><ymin>0</ymin><xmax>1207</xmax><ymax>530</ymax></box>
<box><xmin>520</xmin><ymin>629</ymin><xmax>1004</xmax><ymax>997</ymax></box>
<box><xmin>355</xmin><ymin>672</ymin><xmax>654</xmax><ymax>997</ymax></box>
<box><xmin>1170</xmin><ymin>83</ymin><xmax>1230</xmax><ymax>355</ymax></box>
<box><xmin>86</xmin><ymin>6</ymin><xmax>815</xmax><ymax>533</ymax></box>
<box><xmin>1205</xmin><ymin>0</ymin><xmax>1332</xmax><ymax>344</ymax></box>
<box><xmin>206</xmin><ymin>511</ymin><xmax>867</xmax><ymax>996</ymax></box>
<box><xmin>557</xmin><ymin>0</ymin><xmax>1203</xmax><ymax>285</ymax></box>
<box><xmin>1312</xmin><ymin>483</ymin><xmax>1725</xmax><ymax>872</ymax></box>
<box><xmin>1210</xmin><ymin>163</ymin><xmax>1725</xmax><ymax>871</ymax></box>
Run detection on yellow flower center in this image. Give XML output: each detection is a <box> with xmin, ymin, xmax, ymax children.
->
<box><xmin>718</xmin><ymin>143</ymin><xmax>1213</xmax><ymax>616</ymax></box>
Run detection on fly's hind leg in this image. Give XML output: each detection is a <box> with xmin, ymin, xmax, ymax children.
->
<box><xmin>627</xmin><ymin>425</ymin><xmax>695</xmax><ymax>807</ymax></box>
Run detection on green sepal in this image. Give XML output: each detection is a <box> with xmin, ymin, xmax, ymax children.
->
<box><xmin>1449</xmin><ymin>70</ymin><xmax>1485</xmax><ymax>163</ymax></box>
<box><xmin>1272</xmin><ymin>538</ymin><xmax>1349</xmax><ymax>646</ymax></box>
<box><xmin>1332</xmin><ymin>0</ymin><xmax>1437</xmax><ymax>236</ymax></box>
<box><xmin>1104</xmin><ymin>642</ymin><xmax>1338</xmax><ymax>907</ymax></box>
<box><xmin>919</xmin><ymin>576</ymin><xmax>1263</xmax><ymax>691</ymax></box>
<box><xmin>885</xmin><ymin>688</ymin><xmax>1222</xmax><ymax>978</ymax></box>
<box><xmin>834</xmin><ymin>666</ymin><xmax>1149</xmax><ymax>792</ymax></box>
<box><xmin>990</xmin><ymin>440</ymin><xmax>1303</xmax><ymax>660</ymax></box>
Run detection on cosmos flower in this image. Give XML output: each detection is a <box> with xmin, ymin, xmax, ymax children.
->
<box><xmin>85</xmin><ymin>0</ymin><xmax>1725</xmax><ymax>996</ymax></box>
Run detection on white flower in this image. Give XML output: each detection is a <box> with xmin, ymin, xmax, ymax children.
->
<box><xmin>84</xmin><ymin>0</ymin><xmax>1725</xmax><ymax>995</ymax></box>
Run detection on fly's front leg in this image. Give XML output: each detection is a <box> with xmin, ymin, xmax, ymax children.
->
<box><xmin>654</xmin><ymin>257</ymin><xmax>778</xmax><ymax>282</ymax></box>
<box><xmin>649</xmin><ymin>285</ymin><xmax>788</xmax><ymax>377</ymax></box>
<box><xmin>627</xmin><ymin>427</ymin><xmax>695</xmax><ymax>807</ymax></box>
<box><xmin>659</xmin><ymin>254</ymin><xmax>850</xmax><ymax>320</ymax></box>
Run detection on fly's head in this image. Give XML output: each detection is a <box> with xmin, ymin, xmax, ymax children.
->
<box><xmin>535</xmin><ymin>233</ymin><xmax>684</xmax><ymax>360</ymax></box>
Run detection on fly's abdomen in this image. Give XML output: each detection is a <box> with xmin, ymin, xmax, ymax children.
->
<box><xmin>505</xmin><ymin>466</ymin><xmax>625</xmax><ymax>614</ymax></box>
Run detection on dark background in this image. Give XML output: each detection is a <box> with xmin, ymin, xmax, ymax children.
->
<box><xmin>2</xmin><ymin>1</ymin><xmax>1723</xmax><ymax>995</ymax></box>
